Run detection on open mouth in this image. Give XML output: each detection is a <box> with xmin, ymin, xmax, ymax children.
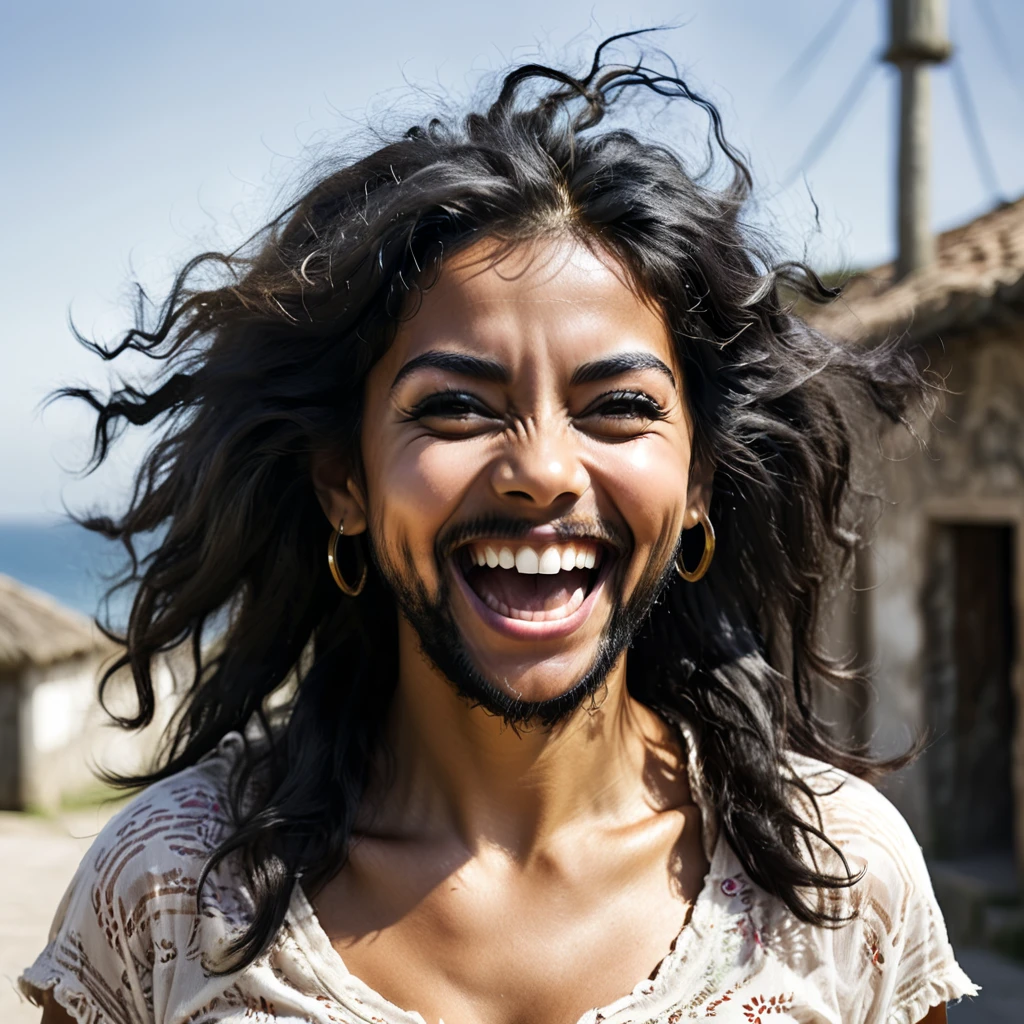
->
<box><xmin>456</xmin><ymin>540</ymin><xmax>607</xmax><ymax>624</ymax></box>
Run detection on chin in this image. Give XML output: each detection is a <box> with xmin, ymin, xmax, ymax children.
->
<box><xmin>463</xmin><ymin>649</ymin><xmax>609</xmax><ymax>706</ymax></box>
<box><xmin>379</xmin><ymin>529</ymin><xmax>658</xmax><ymax>728</ymax></box>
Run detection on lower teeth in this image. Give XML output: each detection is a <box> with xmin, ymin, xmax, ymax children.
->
<box><xmin>482</xmin><ymin>586</ymin><xmax>586</xmax><ymax>622</ymax></box>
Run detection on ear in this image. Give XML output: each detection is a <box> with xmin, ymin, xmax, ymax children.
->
<box><xmin>311</xmin><ymin>451</ymin><xmax>368</xmax><ymax>536</ymax></box>
<box><xmin>683</xmin><ymin>458</ymin><xmax>714</xmax><ymax>529</ymax></box>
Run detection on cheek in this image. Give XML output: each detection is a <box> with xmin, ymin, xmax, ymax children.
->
<box><xmin>588</xmin><ymin>436</ymin><xmax>691</xmax><ymax>587</ymax></box>
<box><xmin>597</xmin><ymin>438</ymin><xmax>692</xmax><ymax>538</ymax></box>
<box><xmin>362</xmin><ymin>435</ymin><xmax>488</xmax><ymax>563</ymax></box>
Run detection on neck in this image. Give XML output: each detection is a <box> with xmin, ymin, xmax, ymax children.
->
<box><xmin>364</xmin><ymin>617</ymin><xmax>687</xmax><ymax>857</ymax></box>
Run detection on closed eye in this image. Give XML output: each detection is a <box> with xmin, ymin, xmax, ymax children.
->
<box><xmin>404</xmin><ymin>389</ymin><xmax>500</xmax><ymax>434</ymax></box>
<box><xmin>575</xmin><ymin>389</ymin><xmax>666</xmax><ymax>440</ymax></box>
<box><xmin>582</xmin><ymin>390</ymin><xmax>665</xmax><ymax>420</ymax></box>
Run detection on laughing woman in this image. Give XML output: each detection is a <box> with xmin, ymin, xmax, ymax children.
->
<box><xmin>22</xmin><ymin>39</ymin><xmax>975</xmax><ymax>1024</ymax></box>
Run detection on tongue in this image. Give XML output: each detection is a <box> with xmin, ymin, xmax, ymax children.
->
<box><xmin>467</xmin><ymin>566</ymin><xmax>590</xmax><ymax>613</ymax></box>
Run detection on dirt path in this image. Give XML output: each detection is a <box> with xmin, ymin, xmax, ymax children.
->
<box><xmin>0</xmin><ymin>805</ymin><xmax>121</xmax><ymax>1024</ymax></box>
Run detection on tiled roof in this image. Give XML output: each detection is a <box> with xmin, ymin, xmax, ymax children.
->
<box><xmin>808</xmin><ymin>195</ymin><xmax>1024</xmax><ymax>344</ymax></box>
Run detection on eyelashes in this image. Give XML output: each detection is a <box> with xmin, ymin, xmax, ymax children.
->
<box><xmin>405</xmin><ymin>389</ymin><xmax>491</xmax><ymax>420</ymax></box>
<box><xmin>583</xmin><ymin>390</ymin><xmax>666</xmax><ymax>420</ymax></box>
<box><xmin>405</xmin><ymin>388</ymin><xmax>666</xmax><ymax>423</ymax></box>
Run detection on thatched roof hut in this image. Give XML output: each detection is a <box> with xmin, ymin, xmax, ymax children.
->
<box><xmin>0</xmin><ymin>574</ymin><xmax>112</xmax><ymax>674</ymax></box>
<box><xmin>0</xmin><ymin>574</ymin><xmax>123</xmax><ymax>810</ymax></box>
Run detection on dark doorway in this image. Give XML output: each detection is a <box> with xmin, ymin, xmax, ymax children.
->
<box><xmin>923</xmin><ymin>523</ymin><xmax>1017</xmax><ymax>860</ymax></box>
<box><xmin>0</xmin><ymin>675</ymin><xmax>21</xmax><ymax>809</ymax></box>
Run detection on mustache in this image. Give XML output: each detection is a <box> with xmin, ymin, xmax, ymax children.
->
<box><xmin>434</xmin><ymin>513</ymin><xmax>630</xmax><ymax>563</ymax></box>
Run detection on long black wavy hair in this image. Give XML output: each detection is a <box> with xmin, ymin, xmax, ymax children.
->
<box><xmin>67</xmin><ymin>36</ymin><xmax>924</xmax><ymax>970</ymax></box>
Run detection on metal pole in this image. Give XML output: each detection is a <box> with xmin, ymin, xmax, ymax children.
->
<box><xmin>884</xmin><ymin>0</ymin><xmax>951</xmax><ymax>281</ymax></box>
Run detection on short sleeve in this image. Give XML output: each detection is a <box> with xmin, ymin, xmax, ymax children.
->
<box><xmin>877</xmin><ymin>822</ymin><xmax>979</xmax><ymax>1024</ymax></box>
<box><xmin>18</xmin><ymin>748</ymin><xmax>241</xmax><ymax>1024</ymax></box>
<box><xmin>18</xmin><ymin>812</ymin><xmax>161</xmax><ymax>1024</ymax></box>
<box><xmin>794</xmin><ymin>761</ymin><xmax>981</xmax><ymax>1024</ymax></box>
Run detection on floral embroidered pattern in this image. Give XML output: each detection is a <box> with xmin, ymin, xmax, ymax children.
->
<box><xmin>720</xmin><ymin>877</ymin><xmax>742</xmax><ymax>898</ymax></box>
<box><xmin>864</xmin><ymin>928</ymin><xmax>887</xmax><ymax>970</ymax></box>
<box><xmin>701</xmin><ymin>985</ymin><xmax>735</xmax><ymax>1016</ymax></box>
<box><xmin>742</xmin><ymin>992</ymin><xmax>794</xmax><ymax>1022</ymax></box>
<box><xmin>719</xmin><ymin>874</ymin><xmax>766</xmax><ymax>952</ymax></box>
<box><xmin>17</xmin><ymin>736</ymin><xmax>977</xmax><ymax>1023</ymax></box>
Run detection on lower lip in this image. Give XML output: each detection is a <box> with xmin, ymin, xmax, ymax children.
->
<box><xmin>452</xmin><ymin>560</ymin><xmax>610</xmax><ymax>642</ymax></box>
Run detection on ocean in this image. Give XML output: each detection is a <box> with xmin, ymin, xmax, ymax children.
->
<box><xmin>0</xmin><ymin>519</ymin><xmax>133</xmax><ymax>622</ymax></box>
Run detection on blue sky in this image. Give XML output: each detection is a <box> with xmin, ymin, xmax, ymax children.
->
<box><xmin>2</xmin><ymin>0</ymin><xmax>1023</xmax><ymax>519</ymax></box>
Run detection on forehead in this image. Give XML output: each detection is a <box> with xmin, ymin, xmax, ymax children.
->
<box><xmin>384</xmin><ymin>236</ymin><xmax>677</xmax><ymax>374</ymax></box>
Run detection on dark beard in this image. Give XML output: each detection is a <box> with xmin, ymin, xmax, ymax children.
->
<box><xmin>371</xmin><ymin>531</ymin><xmax>675</xmax><ymax>729</ymax></box>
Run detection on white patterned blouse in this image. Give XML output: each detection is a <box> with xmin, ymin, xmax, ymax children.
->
<box><xmin>20</xmin><ymin>730</ymin><xmax>977</xmax><ymax>1024</ymax></box>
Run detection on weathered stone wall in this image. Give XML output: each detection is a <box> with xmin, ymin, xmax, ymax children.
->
<box><xmin>863</xmin><ymin>322</ymin><xmax>1024</xmax><ymax>866</ymax></box>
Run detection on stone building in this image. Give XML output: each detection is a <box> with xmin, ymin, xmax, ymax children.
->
<box><xmin>0</xmin><ymin>573</ymin><xmax>170</xmax><ymax>811</ymax></box>
<box><xmin>810</xmin><ymin>195</ymin><xmax>1024</xmax><ymax>945</ymax></box>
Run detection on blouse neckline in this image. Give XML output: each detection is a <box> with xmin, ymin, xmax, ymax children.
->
<box><xmin>282</xmin><ymin>719</ymin><xmax>732</xmax><ymax>1024</ymax></box>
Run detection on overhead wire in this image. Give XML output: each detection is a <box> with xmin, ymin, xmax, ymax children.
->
<box><xmin>948</xmin><ymin>54</ymin><xmax>1004</xmax><ymax>204</ymax></box>
<box><xmin>974</xmin><ymin>0</ymin><xmax>1024</xmax><ymax>106</ymax></box>
<box><xmin>770</xmin><ymin>0</ymin><xmax>862</xmax><ymax>109</ymax></box>
<box><xmin>778</xmin><ymin>0</ymin><xmax>1010</xmax><ymax>207</ymax></box>
<box><xmin>782</xmin><ymin>50</ymin><xmax>880</xmax><ymax>188</ymax></box>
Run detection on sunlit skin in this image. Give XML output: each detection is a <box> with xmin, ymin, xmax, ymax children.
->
<box><xmin>39</xmin><ymin>238</ymin><xmax>948</xmax><ymax>1024</ymax></box>
<box><xmin>306</xmin><ymin>237</ymin><xmax>710</xmax><ymax>1024</ymax></box>
<box><xmin>338</xmin><ymin>238</ymin><xmax>705</xmax><ymax>702</ymax></box>
<box><xmin>304</xmin><ymin>237</ymin><xmax>949</xmax><ymax>1024</ymax></box>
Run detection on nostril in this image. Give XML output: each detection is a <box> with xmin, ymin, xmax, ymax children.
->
<box><xmin>504</xmin><ymin>490</ymin><xmax>534</xmax><ymax>501</ymax></box>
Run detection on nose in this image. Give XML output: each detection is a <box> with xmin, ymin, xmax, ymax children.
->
<box><xmin>490</xmin><ymin>418</ymin><xmax>590</xmax><ymax>510</ymax></box>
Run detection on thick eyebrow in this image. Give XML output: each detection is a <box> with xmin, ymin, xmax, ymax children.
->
<box><xmin>391</xmin><ymin>350</ymin><xmax>510</xmax><ymax>391</ymax></box>
<box><xmin>570</xmin><ymin>352</ymin><xmax>677</xmax><ymax>389</ymax></box>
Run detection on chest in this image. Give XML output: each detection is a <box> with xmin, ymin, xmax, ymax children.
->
<box><xmin>311</xmin><ymin>818</ymin><xmax>707</xmax><ymax>1024</ymax></box>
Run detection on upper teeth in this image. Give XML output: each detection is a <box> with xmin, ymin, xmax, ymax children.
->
<box><xmin>468</xmin><ymin>542</ymin><xmax>599</xmax><ymax>574</ymax></box>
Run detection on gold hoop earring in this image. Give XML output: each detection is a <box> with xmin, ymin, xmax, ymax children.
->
<box><xmin>328</xmin><ymin>523</ymin><xmax>367</xmax><ymax>597</ymax></box>
<box><xmin>675</xmin><ymin>510</ymin><xmax>715</xmax><ymax>583</ymax></box>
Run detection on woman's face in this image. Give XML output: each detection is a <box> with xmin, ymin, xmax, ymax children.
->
<box><xmin>325</xmin><ymin>236</ymin><xmax>707</xmax><ymax>720</ymax></box>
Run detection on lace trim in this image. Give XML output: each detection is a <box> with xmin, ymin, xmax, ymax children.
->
<box><xmin>19</xmin><ymin>956</ymin><xmax>102</xmax><ymax>1024</ymax></box>
<box><xmin>887</xmin><ymin>965</ymin><xmax>981</xmax><ymax>1024</ymax></box>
